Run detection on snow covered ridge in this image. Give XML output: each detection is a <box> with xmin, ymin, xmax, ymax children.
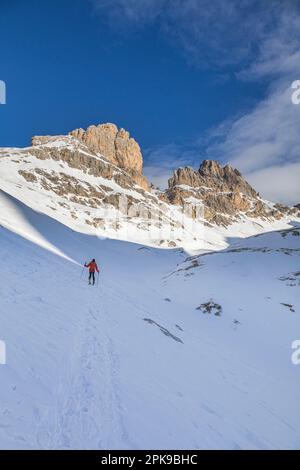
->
<box><xmin>0</xmin><ymin>139</ymin><xmax>207</xmax><ymax>250</ymax></box>
<box><xmin>0</xmin><ymin>123</ymin><xmax>299</xmax><ymax>250</ymax></box>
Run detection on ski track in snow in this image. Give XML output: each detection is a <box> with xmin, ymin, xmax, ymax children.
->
<box><xmin>34</xmin><ymin>282</ymin><xmax>128</xmax><ymax>450</ymax></box>
<box><xmin>0</xmin><ymin>192</ymin><xmax>299</xmax><ymax>449</ymax></box>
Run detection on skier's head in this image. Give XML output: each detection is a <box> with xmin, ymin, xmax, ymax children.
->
<box><xmin>92</xmin><ymin>258</ymin><xmax>95</xmax><ymax>262</ymax></box>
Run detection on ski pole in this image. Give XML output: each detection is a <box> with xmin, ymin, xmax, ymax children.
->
<box><xmin>80</xmin><ymin>261</ymin><xmax>86</xmax><ymax>279</ymax></box>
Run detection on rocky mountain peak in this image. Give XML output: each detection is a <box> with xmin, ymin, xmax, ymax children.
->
<box><xmin>31</xmin><ymin>123</ymin><xmax>149</xmax><ymax>191</ymax></box>
<box><xmin>199</xmin><ymin>159</ymin><xmax>224</xmax><ymax>178</ymax></box>
<box><xmin>199</xmin><ymin>160</ymin><xmax>241</xmax><ymax>179</ymax></box>
<box><xmin>168</xmin><ymin>160</ymin><xmax>257</xmax><ymax>198</ymax></box>
<box><xmin>2</xmin><ymin>124</ymin><xmax>299</xmax><ymax>240</ymax></box>
<box><xmin>69</xmin><ymin>123</ymin><xmax>143</xmax><ymax>176</ymax></box>
<box><xmin>166</xmin><ymin>160</ymin><xmax>291</xmax><ymax>226</ymax></box>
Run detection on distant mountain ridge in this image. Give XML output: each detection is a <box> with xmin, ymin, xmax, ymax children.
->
<box><xmin>166</xmin><ymin>159</ymin><xmax>299</xmax><ymax>226</ymax></box>
<box><xmin>0</xmin><ymin>122</ymin><xmax>299</xmax><ymax>249</ymax></box>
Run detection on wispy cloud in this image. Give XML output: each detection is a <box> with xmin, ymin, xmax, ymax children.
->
<box><xmin>207</xmin><ymin>85</ymin><xmax>300</xmax><ymax>172</ymax></box>
<box><xmin>247</xmin><ymin>162</ymin><xmax>300</xmax><ymax>205</ymax></box>
<box><xmin>90</xmin><ymin>0</ymin><xmax>300</xmax><ymax>204</ymax></box>
<box><xmin>143</xmin><ymin>143</ymin><xmax>200</xmax><ymax>189</ymax></box>
<box><xmin>90</xmin><ymin>0</ymin><xmax>283</xmax><ymax>69</ymax></box>
<box><xmin>89</xmin><ymin>0</ymin><xmax>166</xmax><ymax>29</ymax></box>
<box><xmin>202</xmin><ymin>2</ymin><xmax>300</xmax><ymax>204</ymax></box>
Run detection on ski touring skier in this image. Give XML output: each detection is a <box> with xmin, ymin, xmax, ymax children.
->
<box><xmin>84</xmin><ymin>259</ymin><xmax>99</xmax><ymax>285</ymax></box>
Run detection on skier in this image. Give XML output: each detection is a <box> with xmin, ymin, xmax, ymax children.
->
<box><xmin>84</xmin><ymin>259</ymin><xmax>99</xmax><ymax>285</ymax></box>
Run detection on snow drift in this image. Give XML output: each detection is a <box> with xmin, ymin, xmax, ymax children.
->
<box><xmin>0</xmin><ymin>190</ymin><xmax>299</xmax><ymax>449</ymax></box>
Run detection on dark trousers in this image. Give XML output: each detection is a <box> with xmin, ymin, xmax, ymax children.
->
<box><xmin>89</xmin><ymin>271</ymin><xmax>95</xmax><ymax>285</ymax></box>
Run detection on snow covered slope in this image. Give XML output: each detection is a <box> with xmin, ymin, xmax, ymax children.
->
<box><xmin>0</xmin><ymin>190</ymin><xmax>299</xmax><ymax>449</ymax></box>
<box><xmin>1</xmin><ymin>135</ymin><xmax>298</xmax><ymax>252</ymax></box>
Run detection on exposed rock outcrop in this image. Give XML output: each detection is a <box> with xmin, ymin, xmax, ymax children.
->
<box><xmin>196</xmin><ymin>301</ymin><xmax>222</xmax><ymax>316</ymax></box>
<box><xmin>32</xmin><ymin>124</ymin><xmax>149</xmax><ymax>191</ymax></box>
<box><xmin>166</xmin><ymin>160</ymin><xmax>285</xmax><ymax>226</ymax></box>
<box><xmin>69</xmin><ymin>123</ymin><xmax>148</xmax><ymax>190</ymax></box>
<box><xmin>30</xmin><ymin>135</ymin><xmax>146</xmax><ymax>192</ymax></box>
<box><xmin>168</xmin><ymin>160</ymin><xmax>257</xmax><ymax>198</ymax></box>
<box><xmin>7</xmin><ymin>124</ymin><xmax>299</xmax><ymax>234</ymax></box>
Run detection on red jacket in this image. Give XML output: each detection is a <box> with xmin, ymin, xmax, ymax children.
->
<box><xmin>85</xmin><ymin>261</ymin><xmax>99</xmax><ymax>273</ymax></box>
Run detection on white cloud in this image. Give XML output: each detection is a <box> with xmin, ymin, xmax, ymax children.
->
<box><xmin>90</xmin><ymin>0</ymin><xmax>286</xmax><ymax>69</ymax></box>
<box><xmin>208</xmin><ymin>85</ymin><xmax>300</xmax><ymax>172</ymax></box>
<box><xmin>247</xmin><ymin>162</ymin><xmax>300</xmax><ymax>205</ymax></box>
<box><xmin>143</xmin><ymin>143</ymin><xmax>201</xmax><ymax>189</ymax></box>
<box><xmin>90</xmin><ymin>0</ymin><xmax>300</xmax><ymax>204</ymax></box>
<box><xmin>144</xmin><ymin>78</ymin><xmax>300</xmax><ymax>204</ymax></box>
<box><xmin>143</xmin><ymin>166</ymin><xmax>172</xmax><ymax>189</ymax></box>
<box><xmin>202</xmin><ymin>3</ymin><xmax>300</xmax><ymax>204</ymax></box>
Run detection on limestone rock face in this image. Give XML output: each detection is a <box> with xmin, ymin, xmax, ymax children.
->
<box><xmin>69</xmin><ymin>124</ymin><xmax>147</xmax><ymax>188</ymax></box>
<box><xmin>25</xmin><ymin>127</ymin><xmax>299</xmax><ymax>229</ymax></box>
<box><xmin>114</xmin><ymin>127</ymin><xmax>142</xmax><ymax>174</ymax></box>
<box><xmin>32</xmin><ymin>123</ymin><xmax>149</xmax><ymax>191</ymax></box>
<box><xmin>169</xmin><ymin>160</ymin><xmax>257</xmax><ymax>198</ymax></box>
<box><xmin>166</xmin><ymin>160</ymin><xmax>284</xmax><ymax>226</ymax></box>
<box><xmin>69</xmin><ymin>124</ymin><xmax>118</xmax><ymax>165</ymax></box>
<box><xmin>169</xmin><ymin>166</ymin><xmax>202</xmax><ymax>189</ymax></box>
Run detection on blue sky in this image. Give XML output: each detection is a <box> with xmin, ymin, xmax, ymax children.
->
<box><xmin>0</xmin><ymin>0</ymin><xmax>299</xmax><ymax>203</ymax></box>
